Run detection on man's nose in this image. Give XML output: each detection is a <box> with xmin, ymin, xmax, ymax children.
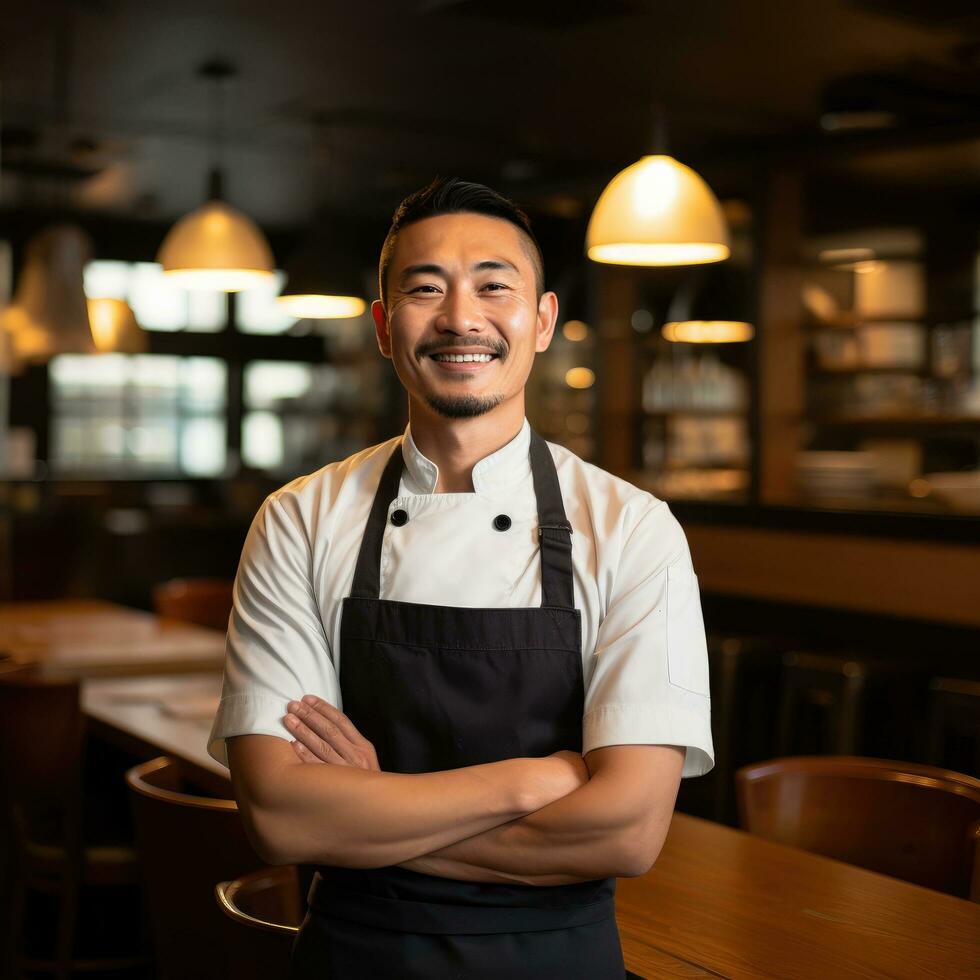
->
<box><xmin>435</xmin><ymin>287</ymin><xmax>484</xmax><ymax>333</ymax></box>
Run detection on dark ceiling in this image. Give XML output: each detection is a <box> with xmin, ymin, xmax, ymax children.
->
<box><xmin>2</xmin><ymin>0</ymin><xmax>979</xmax><ymax>230</ymax></box>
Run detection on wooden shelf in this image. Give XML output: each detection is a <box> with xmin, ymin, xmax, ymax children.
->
<box><xmin>643</xmin><ymin>408</ymin><xmax>748</xmax><ymax>418</ymax></box>
<box><xmin>814</xmin><ymin>413</ymin><xmax>980</xmax><ymax>428</ymax></box>
<box><xmin>805</xmin><ymin>313</ymin><xmax>976</xmax><ymax>331</ymax></box>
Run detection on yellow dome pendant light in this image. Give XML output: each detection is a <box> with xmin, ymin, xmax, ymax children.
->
<box><xmin>276</xmin><ymin>129</ymin><xmax>366</xmax><ymax>320</ymax></box>
<box><xmin>157</xmin><ymin>60</ymin><xmax>275</xmax><ymax>292</ymax></box>
<box><xmin>586</xmin><ymin>108</ymin><xmax>730</xmax><ymax>267</ymax></box>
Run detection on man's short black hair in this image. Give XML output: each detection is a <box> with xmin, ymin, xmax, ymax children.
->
<box><xmin>378</xmin><ymin>177</ymin><xmax>545</xmax><ymax>306</ymax></box>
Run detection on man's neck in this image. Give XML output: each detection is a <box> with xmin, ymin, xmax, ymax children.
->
<box><xmin>408</xmin><ymin>398</ymin><xmax>526</xmax><ymax>493</ymax></box>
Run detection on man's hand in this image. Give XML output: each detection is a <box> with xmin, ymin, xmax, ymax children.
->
<box><xmin>284</xmin><ymin>697</ymin><xmax>589</xmax><ymax>803</ymax></box>
<box><xmin>284</xmin><ymin>695</ymin><xmax>380</xmax><ymax>770</ymax></box>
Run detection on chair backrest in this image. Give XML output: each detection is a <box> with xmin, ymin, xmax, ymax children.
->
<box><xmin>215</xmin><ymin>866</ymin><xmax>301</xmax><ymax>977</ymax></box>
<box><xmin>972</xmin><ymin>819</ymin><xmax>980</xmax><ymax>904</ymax></box>
<box><xmin>736</xmin><ymin>755</ymin><xmax>980</xmax><ymax>899</ymax></box>
<box><xmin>125</xmin><ymin>756</ymin><xmax>267</xmax><ymax>980</ymax></box>
<box><xmin>152</xmin><ymin>578</ymin><xmax>234</xmax><ymax>631</ymax></box>
<box><xmin>0</xmin><ymin>666</ymin><xmax>84</xmax><ymax>854</ymax></box>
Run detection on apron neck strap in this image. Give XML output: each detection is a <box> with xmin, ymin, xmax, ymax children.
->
<box><xmin>349</xmin><ymin>429</ymin><xmax>575</xmax><ymax>610</ymax></box>
<box><xmin>528</xmin><ymin>429</ymin><xmax>574</xmax><ymax>609</ymax></box>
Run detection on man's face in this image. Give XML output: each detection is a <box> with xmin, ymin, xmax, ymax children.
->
<box><xmin>372</xmin><ymin>213</ymin><xmax>557</xmax><ymax>420</ymax></box>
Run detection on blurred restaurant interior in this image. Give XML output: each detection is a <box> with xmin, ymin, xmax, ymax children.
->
<box><xmin>1</xmin><ymin>1</ymin><xmax>980</xmax><ymax>977</ymax></box>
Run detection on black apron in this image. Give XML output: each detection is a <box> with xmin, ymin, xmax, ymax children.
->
<box><xmin>290</xmin><ymin>430</ymin><xmax>627</xmax><ymax>979</ymax></box>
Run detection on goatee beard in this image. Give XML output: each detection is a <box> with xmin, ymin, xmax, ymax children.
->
<box><xmin>424</xmin><ymin>392</ymin><xmax>504</xmax><ymax>419</ymax></box>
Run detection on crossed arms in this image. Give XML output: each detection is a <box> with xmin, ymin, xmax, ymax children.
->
<box><xmin>227</xmin><ymin>697</ymin><xmax>685</xmax><ymax>886</ymax></box>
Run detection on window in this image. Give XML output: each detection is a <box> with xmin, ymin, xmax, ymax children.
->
<box><xmin>83</xmin><ymin>260</ymin><xmax>227</xmax><ymax>332</ymax></box>
<box><xmin>50</xmin><ymin>355</ymin><xmax>227</xmax><ymax>476</ymax></box>
<box><xmin>242</xmin><ymin>359</ymin><xmax>384</xmax><ymax>473</ymax></box>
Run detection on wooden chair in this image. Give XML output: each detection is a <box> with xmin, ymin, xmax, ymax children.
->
<box><xmin>971</xmin><ymin>818</ymin><xmax>980</xmax><ymax>903</ymax></box>
<box><xmin>0</xmin><ymin>666</ymin><xmax>145</xmax><ymax>977</ymax></box>
<box><xmin>215</xmin><ymin>866</ymin><xmax>302</xmax><ymax>977</ymax></box>
<box><xmin>152</xmin><ymin>578</ymin><xmax>234</xmax><ymax>632</ymax></box>
<box><xmin>125</xmin><ymin>756</ymin><xmax>267</xmax><ymax>980</ymax></box>
<box><xmin>735</xmin><ymin>755</ymin><xmax>980</xmax><ymax>899</ymax></box>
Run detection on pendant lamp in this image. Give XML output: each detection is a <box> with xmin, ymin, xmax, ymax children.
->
<box><xmin>87</xmin><ymin>297</ymin><xmax>147</xmax><ymax>353</ymax></box>
<box><xmin>157</xmin><ymin>61</ymin><xmax>275</xmax><ymax>292</ymax></box>
<box><xmin>276</xmin><ymin>131</ymin><xmax>366</xmax><ymax>320</ymax></box>
<box><xmin>661</xmin><ymin>266</ymin><xmax>754</xmax><ymax>344</ymax></box>
<box><xmin>276</xmin><ymin>214</ymin><xmax>366</xmax><ymax>320</ymax></box>
<box><xmin>1</xmin><ymin>225</ymin><xmax>97</xmax><ymax>362</ymax></box>
<box><xmin>586</xmin><ymin>110</ymin><xmax>730</xmax><ymax>267</ymax></box>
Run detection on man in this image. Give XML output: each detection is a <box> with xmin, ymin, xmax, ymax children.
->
<box><xmin>208</xmin><ymin>178</ymin><xmax>714</xmax><ymax>979</ymax></box>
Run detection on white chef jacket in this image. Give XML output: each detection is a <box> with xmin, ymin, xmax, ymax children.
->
<box><xmin>208</xmin><ymin>418</ymin><xmax>715</xmax><ymax>779</ymax></box>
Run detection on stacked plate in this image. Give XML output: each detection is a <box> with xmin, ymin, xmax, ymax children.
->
<box><xmin>796</xmin><ymin>451</ymin><xmax>877</xmax><ymax>499</ymax></box>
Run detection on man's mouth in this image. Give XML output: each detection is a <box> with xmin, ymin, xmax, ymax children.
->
<box><xmin>429</xmin><ymin>352</ymin><xmax>498</xmax><ymax>363</ymax></box>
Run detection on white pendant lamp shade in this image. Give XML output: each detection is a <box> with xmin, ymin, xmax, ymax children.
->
<box><xmin>587</xmin><ymin>155</ymin><xmax>730</xmax><ymax>267</ymax></box>
<box><xmin>157</xmin><ymin>199</ymin><xmax>275</xmax><ymax>292</ymax></box>
<box><xmin>1</xmin><ymin>225</ymin><xmax>97</xmax><ymax>362</ymax></box>
<box><xmin>87</xmin><ymin>297</ymin><xmax>147</xmax><ymax>353</ymax></box>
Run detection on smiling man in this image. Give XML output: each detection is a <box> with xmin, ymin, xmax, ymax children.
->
<box><xmin>209</xmin><ymin>178</ymin><xmax>715</xmax><ymax>979</ymax></box>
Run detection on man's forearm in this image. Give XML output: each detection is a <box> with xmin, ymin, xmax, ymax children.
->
<box><xmin>228</xmin><ymin>735</ymin><xmax>583</xmax><ymax>869</ymax></box>
<box><xmin>398</xmin><ymin>746</ymin><xmax>682</xmax><ymax>885</ymax></box>
<box><xmin>399</xmin><ymin>774</ymin><xmax>630</xmax><ymax>883</ymax></box>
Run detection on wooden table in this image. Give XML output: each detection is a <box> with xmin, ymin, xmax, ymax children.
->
<box><xmin>0</xmin><ymin>599</ymin><xmax>226</xmax><ymax>678</ymax></box>
<box><xmin>82</xmin><ymin>672</ymin><xmax>229</xmax><ymax>796</ymax></box>
<box><xmin>617</xmin><ymin>813</ymin><xmax>980</xmax><ymax>979</ymax></box>
<box><xmin>79</xmin><ymin>673</ymin><xmax>980</xmax><ymax>977</ymax></box>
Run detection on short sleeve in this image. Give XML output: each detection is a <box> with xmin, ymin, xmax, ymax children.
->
<box><xmin>582</xmin><ymin>502</ymin><xmax>715</xmax><ymax>778</ymax></box>
<box><xmin>207</xmin><ymin>494</ymin><xmax>339</xmax><ymax>766</ymax></box>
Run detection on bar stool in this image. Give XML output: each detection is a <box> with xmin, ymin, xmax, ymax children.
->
<box><xmin>776</xmin><ymin>651</ymin><xmax>927</xmax><ymax>758</ymax></box>
<box><xmin>125</xmin><ymin>755</ymin><xmax>267</xmax><ymax>980</ymax></box>
<box><xmin>215</xmin><ymin>866</ymin><xmax>302</xmax><ymax>977</ymax></box>
<box><xmin>152</xmin><ymin>577</ymin><xmax>234</xmax><ymax>631</ymax></box>
<box><xmin>0</xmin><ymin>666</ymin><xmax>146</xmax><ymax>977</ymax></box>
<box><xmin>735</xmin><ymin>755</ymin><xmax>980</xmax><ymax>899</ymax></box>
<box><xmin>927</xmin><ymin>677</ymin><xmax>980</xmax><ymax>777</ymax></box>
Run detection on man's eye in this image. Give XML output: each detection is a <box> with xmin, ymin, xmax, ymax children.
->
<box><xmin>409</xmin><ymin>285</ymin><xmax>440</xmax><ymax>294</ymax></box>
<box><xmin>481</xmin><ymin>282</ymin><xmax>508</xmax><ymax>292</ymax></box>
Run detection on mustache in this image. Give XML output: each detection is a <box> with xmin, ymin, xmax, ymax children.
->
<box><xmin>415</xmin><ymin>337</ymin><xmax>508</xmax><ymax>360</ymax></box>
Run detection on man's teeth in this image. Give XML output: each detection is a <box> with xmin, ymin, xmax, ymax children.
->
<box><xmin>432</xmin><ymin>353</ymin><xmax>495</xmax><ymax>363</ymax></box>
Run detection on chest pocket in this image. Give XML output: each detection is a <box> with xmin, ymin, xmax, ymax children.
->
<box><xmin>666</xmin><ymin>562</ymin><xmax>711</xmax><ymax>697</ymax></box>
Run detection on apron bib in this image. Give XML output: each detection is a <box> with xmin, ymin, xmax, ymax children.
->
<box><xmin>290</xmin><ymin>430</ymin><xmax>625</xmax><ymax>979</ymax></box>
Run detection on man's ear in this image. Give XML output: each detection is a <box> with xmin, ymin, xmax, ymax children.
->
<box><xmin>372</xmin><ymin>300</ymin><xmax>392</xmax><ymax>359</ymax></box>
<box><xmin>534</xmin><ymin>291</ymin><xmax>559</xmax><ymax>354</ymax></box>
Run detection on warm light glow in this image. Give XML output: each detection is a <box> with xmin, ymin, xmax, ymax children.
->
<box><xmin>87</xmin><ymin>298</ymin><xmax>146</xmax><ymax>353</ymax></box>
<box><xmin>908</xmin><ymin>478</ymin><xmax>931</xmax><ymax>499</ymax></box>
<box><xmin>275</xmin><ymin>294</ymin><xmax>367</xmax><ymax>319</ymax></box>
<box><xmin>565</xmin><ymin>367</ymin><xmax>595</xmax><ymax>389</ymax></box>
<box><xmin>850</xmin><ymin>260</ymin><xmax>884</xmax><ymax>274</ymax></box>
<box><xmin>662</xmin><ymin>320</ymin><xmax>754</xmax><ymax>344</ymax></box>
<box><xmin>589</xmin><ymin>242</ymin><xmax>729</xmax><ymax>265</ymax></box>
<box><xmin>586</xmin><ymin>154</ymin><xmax>730</xmax><ymax>267</ymax></box>
<box><xmin>562</xmin><ymin>320</ymin><xmax>589</xmax><ymax>342</ymax></box>
<box><xmin>818</xmin><ymin>247</ymin><xmax>875</xmax><ymax>266</ymax></box>
<box><xmin>157</xmin><ymin>199</ymin><xmax>275</xmax><ymax>292</ymax></box>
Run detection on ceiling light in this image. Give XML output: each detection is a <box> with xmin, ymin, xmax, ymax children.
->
<box><xmin>156</xmin><ymin>61</ymin><xmax>274</xmax><ymax>292</ymax></box>
<box><xmin>661</xmin><ymin>265</ymin><xmax>753</xmax><ymax>343</ymax></box>
<box><xmin>662</xmin><ymin>320</ymin><xmax>754</xmax><ymax>343</ymax></box>
<box><xmin>1</xmin><ymin>225</ymin><xmax>96</xmax><ymax>362</ymax></box>
<box><xmin>87</xmin><ymin>297</ymin><xmax>147</xmax><ymax>353</ymax></box>
<box><xmin>587</xmin><ymin>139</ymin><xmax>730</xmax><ymax>267</ymax></box>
